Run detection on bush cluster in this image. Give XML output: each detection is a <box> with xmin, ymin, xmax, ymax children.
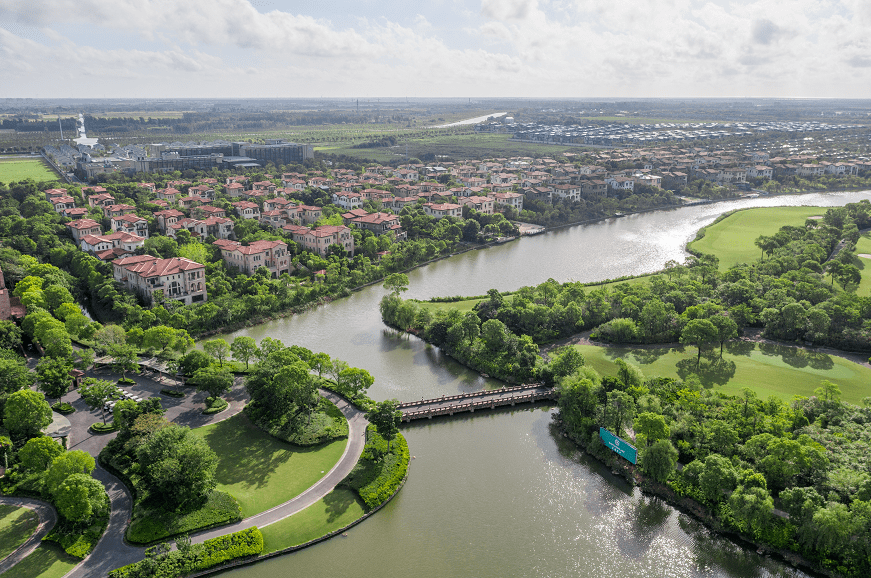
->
<box><xmin>343</xmin><ymin>427</ymin><xmax>409</xmax><ymax>509</ymax></box>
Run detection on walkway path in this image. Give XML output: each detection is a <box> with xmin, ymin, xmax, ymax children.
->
<box><xmin>0</xmin><ymin>497</ymin><xmax>58</xmax><ymax>575</ymax></box>
<box><xmin>54</xmin><ymin>369</ymin><xmax>365</xmax><ymax>577</ymax></box>
<box><xmin>190</xmin><ymin>390</ymin><xmax>368</xmax><ymax>542</ymax></box>
<box><xmin>399</xmin><ymin>384</ymin><xmax>554</xmax><ymax>421</ymax></box>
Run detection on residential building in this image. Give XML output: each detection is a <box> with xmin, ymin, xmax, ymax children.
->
<box><xmin>110</xmin><ymin>214</ymin><xmax>150</xmax><ymax>238</ymax></box>
<box><xmin>213</xmin><ymin>239</ymin><xmax>291</xmax><ymax>277</ymax></box>
<box><xmin>153</xmin><ymin>209</ymin><xmax>185</xmax><ymax>233</ymax></box>
<box><xmin>346</xmin><ymin>211</ymin><xmax>404</xmax><ymax>238</ymax></box>
<box><xmin>460</xmin><ymin>196</ymin><xmax>494</xmax><ymax>215</ymax></box>
<box><xmin>104</xmin><ymin>204</ymin><xmax>137</xmax><ymax>218</ymax></box>
<box><xmin>80</xmin><ymin>231</ymin><xmax>145</xmax><ymax>257</ymax></box>
<box><xmin>293</xmin><ymin>225</ymin><xmax>355</xmax><ymax>257</ymax></box>
<box><xmin>299</xmin><ymin>205</ymin><xmax>323</xmax><ymax>224</ymax></box>
<box><xmin>51</xmin><ymin>195</ymin><xmax>77</xmax><ymax>213</ymax></box>
<box><xmin>112</xmin><ymin>255</ymin><xmax>207</xmax><ymax>305</ymax></box>
<box><xmin>66</xmin><ymin>218</ymin><xmax>102</xmax><ymax>243</ymax></box>
<box><xmin>423</xmin><ymin>202</ymin><xmax>463</xmax><ymax>219</ymax></box>
<box><xmin>488</xmin><ymin>192</ymin><xmax>524</xmax><ymax>211</ymax></box>
<box><xmin>231</xmin><ymin>201</ymin><xmax>261</xmax><ymax>220</ymax></box>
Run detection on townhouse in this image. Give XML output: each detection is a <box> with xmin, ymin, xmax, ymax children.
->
<box><xmin>213</xmin><ymin>239</ymin><xmax>291</xmax><ymax>277</ymax></box>
<box><xmin>110</xmin><ymin>213</ymin><xmax>150</xmax><ymax>238</ymax></box>
<box><xmin>112</xmin><ymin>255</ymin><xmax>207</xmax><ymax>305</ymax></box>
<box><xmin>66</xmin><ymin>218</ymin><xmax>103</xmax><ymax>243</ymax></box>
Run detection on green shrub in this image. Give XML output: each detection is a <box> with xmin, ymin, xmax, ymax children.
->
<box><xmin>195</xmin><ymin>526</ymin><xmax>263</xmax><ymax>570</ymax></box>
<box><xmin>160</xmin><ymin>388</ymin><xmax>185</xmax><ymax>398</ymax></box>
<box><xmin>89</xmin><ymin>422</ymin><xmax>119</xmax><ymax>434</ymax></box>
<box><xmin>109</xmin><ymin>527</ymin><xmax>262</xmax><ymax>578</ymax></box>
<box><xmin>126</xmin><ymin>491</ymin><xmax>242</xmax><ymax>544</ymax></box>
<box><xmin>202</xmin><ymin>397</ymin><xmax>228</xmax><ymax>415</ymax></box>
<box><xmin>51</xmin><ymin>402</ymin><xmax>76</xmax><ymax>414</ymax></box>
<box><xmin>117</xmin><ymin>377</ymin><xmax>136</xmax><ymax>385</ymax></box>
<box><xmin>343</xmin><ymin>427</ymin><xmax>408</xmax><ymax>509</ymax></box>
<box><xmin>246</xmin><ymin>397</ymin><xmax>348</xmax><ymax>446</ymax></box>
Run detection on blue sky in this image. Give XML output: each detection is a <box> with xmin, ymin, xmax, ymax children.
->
<box><xmin>1</xmin><ymin>0</ymin><xmax>870</xmax><ymax>98</ymax></box>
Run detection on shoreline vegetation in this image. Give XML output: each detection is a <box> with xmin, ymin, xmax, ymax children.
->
<box><xmin>379</xmin><ymin>202</ymin><xmax>871</xmax><ymax>578</ymax></box>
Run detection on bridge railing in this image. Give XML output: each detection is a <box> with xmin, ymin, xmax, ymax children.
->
<box><xmin>400</xmin><ymin>390</ymin><xmax>556</xmax><ymax>421</ymax></box>
<box><xmin>397</xmin><ymin>383</ymin><xmax>546</xmax><ymax>409</ymax></box>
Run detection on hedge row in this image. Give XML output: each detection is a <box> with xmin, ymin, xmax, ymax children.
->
<box><xmin>126</xmin><ymin>490</ymin><xmax>242</xmax><ymax>545</ymax></box>
<box><xmin>344</xmin><ymin>427</ymin><xmax>409</xmax><ymax>509</ymax></box>
<box><xmin>108</xmin><ymin>527</ymin><xmax>263</xmax><ymax>578</ymax></box>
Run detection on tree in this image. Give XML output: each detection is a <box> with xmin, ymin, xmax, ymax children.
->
<box><xmin>366</xmin><ymin>399</ymin><xmax>402</xmax><ymax>451</ymax></box>
<box><xmin>815</xmin><ymin>379</ymin><xmax>841</xmax><ymax>403</ymax></box>
<box><xmin>329</xmin><ymin>359</ymin><xmax>349</xmax><ymax>387</ymax></box>
<box><xmin>54</xmin><ymin>473</ymin><xmax>106</xmax><ymax>522</ymax></box>
<box><xmin>709</xmin><ymin>314</ymin><xmax>738</xmax><ymax>357</ymax></box>
<box><xmin>230</xmin><ymin>336</ymin><xmax>258</xmax><ymax>370</ymax></box>
<box><xmin>634</xmin><ymin>412</ymin><xmax>670</xmax><ymax>447</ymax></box>
<box><xmin>178</xmin><ymin>349</ymin><xmax>212</xmax><ymax>376</ymax></box>
<box><xmin>383</xmin><ymin>273</ymin><xmax>409</xmax><ymax>296</ymax></box>
<box><xmin>604</xmin><ymin>390</ymin><xmax>636</xmax><ymax>434</ymax></box>
<box><xmin>35</xmin><ymin>356</ymin><xmax>73</xmax><ymax>399</ymax></box>
<box><xmin>78</xmin><ymin>378</ymin><xmax>122</xmax><ymax>425</ymax></box>
<box><xmin>109</xmin><ymin>343</ymin><xmax>140</xmax><ymax>380</ymax></box>
<box><xmin>203</xmin><ymin>339</ymin><xmax>231</xmax><ymax>368</ymax></box>
<box><xmin>698</xmin><ymin>454</ymin><xmax>738</xmax><ymax>503</ymax></box>
<box><xmin>273</xmin><ymin>363</ymin><xmax>318</xmax><ymax>419</ymax></box>
<box><xmin>19</xmin><ymin>436</ymin><xmax>64</xmax><ymax>471</ymax></box>
<box><xmin>755</xmin><ymin>235</ymin><xmax>778</xmax><ymax>261</ymax></box>
<box><xmin>190</xmin><ymin>366</ymin><xmax>234</xmax><ymax>400</ymax></box>
<box><xmin>45</xmin><ymin>450</ymin><xmax>96</xmax><ymax>495</ymax></box>
<box><xmin>640</xmin><ymin>439</ymin><xmax>678</xmax><ymax>482</ymax></box>
<box><xmin>0</xmin><ymin>435</ymin><xmax>11</xmax><ymax>469</ymax></box>
<box><xmin>309</xmin><ymin>352</ymin><xmax>332</xmax><ymax>379</ymax></box>
<box><xmin>136</xmin><ymin>423</ymin><xmax>218</xmax><ymax>508</ymax></box>
<box><xmin>338</xmin><ymin>366</ymin><xmax>374</xmax><ymax>398</ymax></box>
<box><xmin>0</xmin><ymin>320</ymin><xmax>23</xmax><ymax>352</ymax></box>
<box><xmin>834</xmin><ymin>263</ymin><xmax>861</xmax><ymax>291</ymax></box>
<box><xmin>257</xmin><ymin>337</ymin><xmax>284</xmax><ymax>361</ymax></box>
<box><xmin>0</xmin><ymin>357</ymin><xmax>36</xmax><ymax>393</ymax></box>
<box><xmin>549</xmin><ymin>346</ymin><xmax>586</xmax><ymax>381</ymax></box>
<box><xmin>92</xmin><ymin>324</ymin><xmax>126</xmax><ymax>356</ymax></box>
<box><xmin>3</xmin><ymin>390</ymin><xmax>53</xmax><ymax>439</ymax></box>
<box><xmin>680</xmin><ymin>318</ymin><xmax>718</xmax><ymax>369</ymax></box>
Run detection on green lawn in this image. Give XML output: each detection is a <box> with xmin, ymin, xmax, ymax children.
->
<box><xmin>191</xmin><ymin>413</ymin><xmax>346</xmax><ymax>518</ymax></box>
<box><xmin>689</xmin><ymin>207</ymin><xmax>824</xmax><ymax>271</ymax></box>
<box><xmin>852</xmin><ymin>233</ymin><xmax>871</xmax><ymax>296</ymax></box>
<box><xmin>259</xmin><ymin>488</ymin><xmax>366</xmax><ymax>554</ymax></box>
<box><xmin>0</xmin><ymin>543</ymin><xmax>78</xmax><ymax>578</ymax></box>
<box><xmin>0</xmin><ymin>505</ymin><xmax>40</xmax><ymax>560</ymax></box>
<box><xmin>574</xmin><ymin>342</ymin><xmax>871</xmax><ymax>404</ymax></box>
<box><xmin>0</xmin><ymin>158</ymin><xmax>58</xmax><ymax>183</ymax></box>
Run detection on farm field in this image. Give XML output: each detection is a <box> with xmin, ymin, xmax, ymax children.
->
<box><xmin>688</xmin><ymin>206</ymin><xmax>824</xmax><ymax>271</ymax></box>
<box><xmin>573</xmin><ymin>341</ymin><xmax>871</xmax><ymax>404</ymax></box>
<box><xmin>0</xmin><ymin>158</ymin><xmax>58</xmax><ymax>183</ymax></box>
<box><xmin>317</xmin><ymin>132</ymin><xmax>584</xmax><ymax>162</ymax></box>
<box><xmin>190</xmin><ymin>412</ymin><xmax>346</xmax><ymax>518</ymax></box>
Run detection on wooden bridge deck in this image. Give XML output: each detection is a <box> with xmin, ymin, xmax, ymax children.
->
<box><xmin>399</xmin><ymin>384</ymin><xmax>556</xmax><ymax>422</ymax></box>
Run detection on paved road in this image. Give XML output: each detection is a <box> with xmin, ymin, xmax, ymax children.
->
<box><xmin>55</xmin><ymin>370</ymin><xmax>365</xmax><ymax>577</ymax></box>
<box><xmin>0</xmin><ymin>497</ymin><xmax>58</xmax><ymax>574</ymax></box>
<box><xmin>190</xmin><ymin>390</ymin><xmax>368</xmax><ymax>542</ymax></box>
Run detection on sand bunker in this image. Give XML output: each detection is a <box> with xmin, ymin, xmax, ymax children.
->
<box><xmin>858</xmin><ymin>254</ymin><xmax>871</xmax><ymax>259</ymax></box>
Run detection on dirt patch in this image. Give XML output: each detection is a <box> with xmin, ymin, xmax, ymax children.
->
<box><xmin>858</xmin><ymin>253</ymin><xmax>871</xmax><ymax>259</ymax></box>
<box><xmin>807</xmin><ymin>215</ymin><xmax>823</xmax><ymax>219</ymax></box>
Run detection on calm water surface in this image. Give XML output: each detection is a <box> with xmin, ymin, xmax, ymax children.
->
<box><xmin>221</xmin><ymin>192</ymin><xmax>871</xmax><ymax>578</ymax></box>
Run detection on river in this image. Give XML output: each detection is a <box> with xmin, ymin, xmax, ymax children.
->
<box><xmin>220</xmin><ymin>191</ymin><xmax>871</xmax><ymax>578</ymax></box>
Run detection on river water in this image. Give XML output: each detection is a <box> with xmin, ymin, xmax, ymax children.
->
<box><xmin>221</xmin><ymin>191</ymin><xmax>871</xmax><ymax>578</ymax></box>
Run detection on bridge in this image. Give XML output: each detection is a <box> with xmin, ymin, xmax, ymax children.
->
<box><xmin>399</xmin><ymin>384</ymin><xmax>556</xmax><ymax>422</ymax></box>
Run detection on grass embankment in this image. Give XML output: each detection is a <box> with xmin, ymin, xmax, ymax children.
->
<box><xmin>688</xmin><ymin>206</ymin><xmax>824</xmax><ymax>271</ymax></box>
<box><xmin>0</xmin><ymin>158</ymin><xmax>58</xmax><ymax>183</ymax></box>
<box><xmin>190</xmin><ymin>412</ymin><xmax>346</xmax><ymax>518</ymax></box>
<box><xmin>259</xmin><ymin>428</ymin><xmax>408</xmax><ymax>553</ymax></box>
<box><xmin>259</xmin><ymin>489</ymin><xmax>366</xmax><ymax>554</ymax></box>
<box><xmin>851</xmin><ymin>233</ymin><xmax>871</xmax><ymax>295</ymax></box>
<box><xmin>0</xmin><ymin>543</ymin><xmax>79</xmax><ymax>578</ymax></box>
<box><xmin>0</xmin><ymin>504</ymin><xmax>40</xmax><ymax>560</ymax></box>
<box><xmin>574</xmin><ymin>342</ymin><xmax>871</xmax><ymax>404</ymax></box>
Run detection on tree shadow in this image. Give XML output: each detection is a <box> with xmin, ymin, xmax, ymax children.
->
<box><xmin>323</xmin><ymin>489</ymin><xmax>359</xmax><ymax>523</ymax></box>
<box><xmin>758</xmin><ymin>342</ymin><xmax>835</xmax><ymax>370</ymax></box>
<box><xmin>198</xmin><ymin>413</ymin><xmax>297</xmax><ymax>491</ymax></box>
<box><xmin>676</xmin><ymin>355</ymin><xmax>737</xmax><ymax>386</ymax></box>
<box><xmin>615</xmin><ymin>495</ymin><xmax>672</xmax><ymax>560</ymax></box>
<box><xmin>631</xmin><ymin>346</ymin><xmax>671</xmax><ymax>365</ymax></box>
<box><xmin>724</xmin><ymin>340</ymin><xmax>755</xmax><ymax>357</ymax></box>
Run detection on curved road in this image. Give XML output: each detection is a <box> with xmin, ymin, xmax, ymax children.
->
<box><xmin>60</xmin><ymin>381</ymin><xmax>367</xmax><ymax>578</ymax></box>
<box><xmin>0</xmin><ymin>497</ymin><xmax>58</xmax><ymax>574</ymax></box>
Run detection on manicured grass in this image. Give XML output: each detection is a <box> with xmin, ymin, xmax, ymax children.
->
<box><xmin>574</xmin><ymin>342</ymin><xmax>871</xmax><ymax>404</ymax></box>
<box><xmin>0</xmin><ymin>504</ymin><xmax>40</xmax><ymax>561</ymax></box>
<box><xmin>852</xmin><ymin>233</ymin><xmax>871</xmax><ymax>296</ymax></box>
<box><xmin>259</xmin><ymin>488</ymin><xmax>366</xmax><ymax>554</ymax></box>
<box><xmin>0</xmin><ymin>543</ymin><xmax>79</xmax><ymax>578</ymax></box>
<box><xmin>0</xmin><ymin>158</ymin><xmax>58</xmax><ymax>183</ymax></box>
<box><xmin>190</xmin><ymin>412</ymin><xmax>346</xmax><ymax>518</ymax></box>
<box><xmin>688</xmin><ymin>207</ymin><xmax>824</xmax><ymax>271</ymax></box>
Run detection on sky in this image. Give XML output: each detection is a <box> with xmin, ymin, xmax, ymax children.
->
<box><xmin>1</xmin><ymin>0</ymin><xmax>870</xmax><ymax>99</ymax></box>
